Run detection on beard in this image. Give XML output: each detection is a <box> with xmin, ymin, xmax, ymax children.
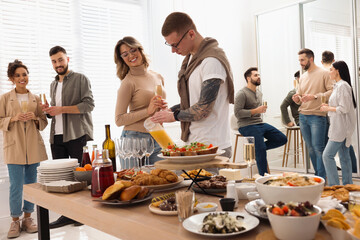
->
<box><xmin>251</xmin><ymin>78</ymin><xmax>261</xmax><ymax>86</ymax></box>
<box><xmin>56</xmin><ymin>64</ymin><xmax>69</xmax><ymax>75</ymax></box>
<box><xmin>303</xmin><ymin>62</ymin><xmax>311</xmax><ymax>71</ymax></box>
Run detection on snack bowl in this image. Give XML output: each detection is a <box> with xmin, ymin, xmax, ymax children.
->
<box><xmin>74</xmin><ymin>170</ymin><xmax>92</xmax><ymax>185</ymax></box>
<box><xmin>348</xmin><ymin>229</ymin><xmax>360</xmax><ymax>240</ymax></box>
<box><xmin>196</xmin><ymin>202</ymin><xmax>218</xmax><ymax>213</ymax></box>
<box><xmin>255</xmin><ymin>174</ymin><xmax>324</xmax><ymax>204</ymax></box>
<box><xmin>321</xmin><ymin>220</ymin><xmax>351</xmax><ymax>240</ymax></box>
<box><xmin>235</xmin><ymin>183</ymin><xmax>256</xmax><ymax>200</ymax></box>
<box><xmin>267</xmin><ymin>205</ymin><xmax>321</xmax><ymax>240</ymax></box>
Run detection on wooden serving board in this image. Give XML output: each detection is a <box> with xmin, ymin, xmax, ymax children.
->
<box><xmin>154</xmin><ymin>156</ymin><xmax>247</xmax><ymax>170</ymax></box>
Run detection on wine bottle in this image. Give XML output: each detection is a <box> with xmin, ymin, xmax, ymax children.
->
<box><xmin>103</xmin><ymin>125</ymin><xmax>116</xmax><ymax>172</ymax></box>
<box><xmin>81</xmin><ymin>146</ymin><xmax>91</xmax><ymax>167</ymax></box>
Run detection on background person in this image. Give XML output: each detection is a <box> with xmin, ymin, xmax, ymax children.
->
<box><xmin>151</xmin><ymin>12</ymin><xmax>234</xmax><ymax>158</ymax></box>
<box><xmin>42</xmin><ymin>46</ymin><xmax>94</xmax><ymax>229</ymax></box>
<box><xmin>292</xmin><ymin>48</ymin><xmax>333</xmax><ymax>179</ymax></box>
<box><xmin>0</xmin><ymin>60</ymin><xmax>48</xmax><ymax>238</ymax></box>
<box><xmin>235</xmin><ymin>67</ymin><xmax>287</xmax><ymax>175</ymax></box>
<box><xmin>114</xmin><ymin>36</ymin><xmax>165</xmax><ymax>164</ymax></box>
<box><xmin>321</xmin><ymin>60</ymin><xmax>356</xmax><ymax>186</ymax></box>
<box><xmin>280</xmin><ymin>71</ymin><xmax>300</xmax><ymax>127</ymax></box>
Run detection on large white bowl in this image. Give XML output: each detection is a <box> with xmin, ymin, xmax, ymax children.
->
<box><xmin>267</xmin><ymin>205</ymin><xmax>322</xmax><ymax>240</ymax></box>
<box><xmin>255</xmin><ymin>174</ymin><xmax>324</xmax><ymax>204</ymax></box>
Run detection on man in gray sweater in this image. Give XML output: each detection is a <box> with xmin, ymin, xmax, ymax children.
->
<box><xmin>234</xmin><ymin>67</ymin><xmax>287</xmax><ymax>175</ymax></box>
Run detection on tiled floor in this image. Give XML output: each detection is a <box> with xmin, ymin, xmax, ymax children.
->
<box><xmin>0</xmin><ymin>212</ymin><xmax>120</xmax><ymax>240</ymax></box>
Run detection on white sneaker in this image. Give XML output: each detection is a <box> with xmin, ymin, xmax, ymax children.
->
<box><xmin>7</xmin><ymin>220</ymin><xmax>21</xmax><ymax>239</ymax></box>
<box><xmin>21</xmin><ymin>217</ymin><xmax>38</xmax><ymax>233</ymax></box>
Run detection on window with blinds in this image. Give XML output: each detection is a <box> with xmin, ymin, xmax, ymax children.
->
<box><xmin>0</xmin><ymin>0</ymin><xmax>146</xmax><ymax>177</ymax></box>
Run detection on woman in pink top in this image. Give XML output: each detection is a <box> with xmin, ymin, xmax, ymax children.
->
<box><xmin>114</xmin><ymin>36</ymin><xmax>166</xmax><ymax>166</ymax></box>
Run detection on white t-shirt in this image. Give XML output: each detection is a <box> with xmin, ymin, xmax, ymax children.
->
<box><xmin>55</xmin><ymin>82</ymin><xmax>63</xmax><ymax>135</ymax></box>
<box><xmin>16</xmin><ymin>93</ymin><xmax>29</xmax><ymax>106</ymax></box>
<box><xmin>187</xmin><ymin>57</ymin><xmax>231</xmax><ymax>150</ymax></box>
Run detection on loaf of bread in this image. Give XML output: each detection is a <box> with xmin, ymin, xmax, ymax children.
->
<box><xmin>120</xmin><ymin>185</ymin><xmax>141</xmax><ymax>201</ymax></box>
<box><xmin>136</xmin><ymin>186</ymin><xmax>149</xmax><ymax>199</ymax></box>
<box><xmin>102</xmin><ymin>181</ymin><xmax>126</xmax><ymax>200</ymax></box>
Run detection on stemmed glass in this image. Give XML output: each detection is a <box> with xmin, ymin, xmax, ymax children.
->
<box><xmin>122</xmin><ymin>137</ymin><xmax>133</xmax><ymax>169</ymax></box>
<box><xmin>154</xmin><ymin>84</ymin><xmax>163</xmax><ymax>97</ymax></box>
<box><xmin>132</xmin><ymin>138</ymin><xmax>142</xmax><ymax>170</ymax></box>
<box><xmin>115</xmin><ymin>137</ymin><xmax>124</xmax><ymax>170</ymax></box>
<box><xmin>143</xmin><ymin>137</ymin><xmax>154</xmax><ymax>168</ymax></box>
<box><xmin>243</xmin><ymin>136</ymin><xmax>255</xmax><ymax>178</ymax></box>
<box><xmin>21</xmin><ymin>101</ymin><xmax>28</xmax><ymax>113</ymax></box>
<box><xmin>321</xmin><ymin>95</ymin><xmax>326</xmax><ymax>104</ymax></box>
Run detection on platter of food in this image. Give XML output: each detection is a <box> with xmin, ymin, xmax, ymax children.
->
<box><xmin>182</xmin><ymin>212</ymin><xmax>259</xmax><ymax>237</ymax></box>
<box><xmin>148</xmin><ymin>204</ymin><xmax>177</xmax><ymax>216</ymax></box>
<box><xmin>157</xmin><ymin>150</ymin><xmax>224</xmax><ymax>163</ymax></box>
<box><xmin>142</xmin><ymin>176</ymin><xmax>184</xmax><ymax>190</ymax></box>
<box><xmin>191</xmin><ymin>175</ymin><xmax>227</xmax><ymax>193</ymax></box>
<box><xmin>181</xmin><ymin>169</ymin><xmax>213</xmax><ymax>181</ymax></box>
<box><xmin>94</xmin><ymin>193</ymin><xmax>153</xmax><ymax>206</ymax></box>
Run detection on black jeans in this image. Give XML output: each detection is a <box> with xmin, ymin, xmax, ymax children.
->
<box><xmin>51</xmin><ymin>135</ymin><xmax>87</xmax><ymax>164</ymax></box>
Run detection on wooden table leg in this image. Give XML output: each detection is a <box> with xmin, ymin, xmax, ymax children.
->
<box><xmin>37</xmin><ymin>205</ymin><xmax>50</xmax><ymax>240</ymax></box>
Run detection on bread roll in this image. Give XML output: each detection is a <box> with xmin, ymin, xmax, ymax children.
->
<box><xmin>120</xmin><ymin>185</ymin><xmax>141</xmax><ymax>201</ymax></box>
<box><xmin>136</xmin><ymin>186</ymin><xmax>149</xmax><ymax>199</ymax></box>
<box><xmin>118</xmin><ymin>180</ymin><xmax>133</xmax><ymax>188</ymax></box>
<box><xmin>102</xmin><ymin>182</ymin><xmax>125</xmax><ymax>200</ymax></box>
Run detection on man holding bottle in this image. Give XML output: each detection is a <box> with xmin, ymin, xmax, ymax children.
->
<box><xmin>42</xmin><ymin>45</ymin><xmax>94</xmax><ymax>228</ymax></box>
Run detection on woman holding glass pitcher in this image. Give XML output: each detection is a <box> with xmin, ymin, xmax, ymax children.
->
<box><xmin>114</xmin><ymin>36</ymin><xmax>166</xmax><ymax>165</ymax></box>
<box><xmin>321</xmin><ymin>60</ymin><xmax>356</xmax><ymax>186</ymax></box>
<box><xmin>0</xmin><ymin>60</ymin><xmax>47</xmax><ymax>238</ymax></box>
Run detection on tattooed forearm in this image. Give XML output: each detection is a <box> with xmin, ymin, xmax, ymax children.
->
<box><xmin>170</xmin><ymin>104</ymin><xmax>180</xmax><ymax>112</ymax></box>
<box><xmin>178</xmin><ymin>78</ymin><xmax>222</xmax><ymax>122</ymax></box>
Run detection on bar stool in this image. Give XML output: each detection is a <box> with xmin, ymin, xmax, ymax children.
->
<box><xmin>282</xmin><ymin>126</ymin><xmax>304</xmax><ymax>168</ymax></box>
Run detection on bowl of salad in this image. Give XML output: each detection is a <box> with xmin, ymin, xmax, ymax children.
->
<box><xmin>267</xmin><ymin>201</ymin><xmax>322</xmax><ymax>240</ymax></box>
<box><xmin>255</xmin><ymin>172</ymin><xmax>325</xmax><ymax>204</ymax></box>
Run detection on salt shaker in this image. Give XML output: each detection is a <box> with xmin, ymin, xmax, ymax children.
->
<box><xmin>226</xmin><ymin>183</ymin><xmax>238</xmax><ymax>209</ymax></box>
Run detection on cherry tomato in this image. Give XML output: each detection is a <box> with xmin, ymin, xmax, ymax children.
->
<box><xmin>272</xmin><ymin>207</ymin><xmax>284</xmax><ymax>215</ymax></box>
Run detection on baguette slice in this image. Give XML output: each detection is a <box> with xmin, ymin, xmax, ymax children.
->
<box><xmin>196</xmin><ymin>146</ymin><xmax>218</xmax><ymax>155</ymax></box>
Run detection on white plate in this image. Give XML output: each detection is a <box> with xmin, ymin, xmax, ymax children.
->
<box><xmin>144</xmin><ymin>176</ymin><xmax>184</xmax><ymax>190</ymax></box>
<box><xmin>148</xmin><ymin>204</ymin><xmax>177</xmax><ymax>216</ymax></box>
<box><xmin>244</xmin><ymin>199</ymin><xmax>268</xmax><ymax>220</ymax></box>
<box><xmin>38</xmin><ymin>159</ymin><xmax>78</xmax><ymax>169</ymax></box>
<box><xmin>157</xmin><ymin>150</ymin><xmax>225</xmax><ymax>163</ymax></box>
<box><xmin>182</xmin><ymin>211</ymin><xmax>259</xmax><ymax>237</ymax></box>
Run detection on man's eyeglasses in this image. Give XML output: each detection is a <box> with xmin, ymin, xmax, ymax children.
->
<box><xmin>164</xmin><ymin>29</ymin><xmax>190</xmax><ymax>49</ymax></box>
<box><xmin>120</xmin><ymin>48</ymin><xmax>138</xmax><ymax>58</ymax></box>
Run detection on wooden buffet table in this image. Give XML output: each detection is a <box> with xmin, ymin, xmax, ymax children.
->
<box><xmin>23</xmin><ymin>183</ymin><xmax>332</xmax><ymax>240</ymax></box>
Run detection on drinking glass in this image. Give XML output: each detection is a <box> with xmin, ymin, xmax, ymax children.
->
<box><xmin>132</xmin><ymin>138</ymin><xmax>142</xmax><ymax>170</ymax></box>
<box><xmin>293</xmin><ymin>79</ymin><xmax>298</xmax><ymax>89</ymax></box>
<box><xmin>115</xmin><ymin>137</ymin><xmax>124</xmax><ymax>170</ymax></box>
<box><xmin>122</xmin><ymin>137</ymin><xmax>133</xmax><ymax>169</ymax></box>
<box><xmin>39</xmin><ymin>93</ymin><xmax>47</xmax><ymax>105</ymax></box>
<box><xmin>138</xmin><ymin>137</ymin><xmax>146</xmax><ymax>167</ymax></box>
<box><xmin>243</xmin><ymin>136</ymin><xmax>255</xmax><ymax>178</ymax></box>
<box><xmin>21</xmin><ymin>101</ymin><xmax>28</xmax><ymax>113</ymax></box>
<box><xmin>143</xmin><ymin>137</ymin><xmax>154</xmax><ymax>167</ymax></box>
<box><xmin>154</xmin><ymin>84</ymin><xmax>163</xmax><ymax>97</ymax></box>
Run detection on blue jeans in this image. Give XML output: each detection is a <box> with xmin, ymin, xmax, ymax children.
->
<box><xmin>7</xmin><ymin>163</ymin><xmax>39</xmax><ymax>218</ymax></box>
<box><xmin>299</xmin><ymin>114</ymin><xmax>328</xmax><ymax>179</ymax></box>
<box><xmin>323</xmin><ymin>140</ymin><xmax>353</xmax><ymax>186</ymax></box>
<box><xmin>121</xmin><ymin>130</ymin><xmax>162</xmax><ymax>167</ymax></box>
<box><xmin>350</xmin><ymin>145</ymin><xmax>357</xmax><ymax>173</ymax></box>
<box><xmin>239</xmin><ymin>123</ymin><xmax>287</xmax><ymax>175</ymax></box>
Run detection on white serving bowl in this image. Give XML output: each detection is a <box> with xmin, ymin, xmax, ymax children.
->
<box><xmin>255</xmin><ymin>174</ymin><xmax>324</xmax><ymax>204</ymax></box>
<box><xmin>267</xmin><ymin>205</ymin><xmax>322</xmax><ymax>240</ymax></box>
<box><xmin>195</xmin><ymin>202</ymin><xmax>218</xmax><ymax>213</ymax></box>
<box><xmin>348</xmin><ymin>229</ymin><xmax>360</xmax><ymax>240</ymax></box>
<box><xmin>235</xmin><ymin>183</ymin><xmax>256</xmax><ymax>200</ymax></box>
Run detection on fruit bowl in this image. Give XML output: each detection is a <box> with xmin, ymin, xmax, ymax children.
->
<box><xmin>74</xmin><ymin>170</ymin><xmax>92</xmax><ymax>185</ymax></box>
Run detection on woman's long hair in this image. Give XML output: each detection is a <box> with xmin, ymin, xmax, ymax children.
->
<box><xmin>332</xmin><ymin>60</ymin><xmax>357</xmax><ymax>108</ymax></box>
<box><xmin>114</xmin><ymin>36</ymin><xmax>149</xmax><ymax>80</ymax></box>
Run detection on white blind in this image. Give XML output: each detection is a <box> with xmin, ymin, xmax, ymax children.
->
<box><xmin>0</xmin><ymin>0</ymin><xmax>146</xmax><ymax>177</ymax></box>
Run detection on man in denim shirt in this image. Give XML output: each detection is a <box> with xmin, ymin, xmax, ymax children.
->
<box><xmin>42</xmin><ymin>46</ymin><xmax>94</xmax><ymax>228</ymax></box>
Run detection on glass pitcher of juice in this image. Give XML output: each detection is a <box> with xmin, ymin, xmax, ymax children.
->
<box><xmin>144</xmin><ymin>118</ymin><xmax>174</xmax><ymax>149</ymax></box>
<box><xmin>91</xmin><ymin>149</ymin><xmax>115</xmax><ymax>197</ymax></box>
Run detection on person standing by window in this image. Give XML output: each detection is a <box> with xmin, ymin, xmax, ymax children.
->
<box><xmin>321</xmin><ymin>61</ymin><xmax>356</xmax><ymax>186</ymax></box>
<box><xmin>42</xmin><ymin>46</ymin><xmax>94</xmax><ymax>229</ymax></box>
<box><xmin>114</xmin><ymin>36</ymin><xmax>165</xmax><ymax>164</ymax></box>
<box><xmin>0</xmin><ymin>60</ymin><xmax>48</xmax><ymax>238</ymax></box>
<box><xmin>280</xmin><ymin>71</ymin><xmax>300</xmax><ymax>127</ymax></box>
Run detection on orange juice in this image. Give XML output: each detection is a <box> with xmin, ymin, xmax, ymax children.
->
<box><xmin>149</xmin><ymin>129</ymin><xmax>174</xmax><ymax>148</ymax></box>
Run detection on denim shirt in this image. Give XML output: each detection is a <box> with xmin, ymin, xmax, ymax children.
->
<box><xmin>328</xmin><ymin>80</ymin><xmax>356</xmax><ymax>147</ymax></box>
<box><xmin>49</xmin><ymin>70</ymin><xmax>94</xmax><ymax>144</ymax></box>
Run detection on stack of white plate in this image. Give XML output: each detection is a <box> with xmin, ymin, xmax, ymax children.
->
<box><xmin>37</xmin><ymin>158</ymin><xmax>78</xmax><ymax>184</ymax></box>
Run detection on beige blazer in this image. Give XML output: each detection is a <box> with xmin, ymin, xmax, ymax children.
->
<box><xmin>0</xmin><ymin>89</ymin><xmax>48</xmax><ymax>164</ymax></box>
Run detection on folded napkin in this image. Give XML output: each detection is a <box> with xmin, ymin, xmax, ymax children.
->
<box><xmin>317</xmin><ymin>196</ymin><xmax>341</xmax><ymax>213</ymax></box>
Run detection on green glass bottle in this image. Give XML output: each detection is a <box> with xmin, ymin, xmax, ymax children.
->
<box><xmin>102</xmin><ymin>124</ymin><xmax>116</xmax><ymax>172</ymax></box>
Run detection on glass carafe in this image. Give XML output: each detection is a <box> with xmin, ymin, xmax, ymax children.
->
<box><xmin>144</xmin><ymin>118</ymin><xmax>174</xmax><ymax>149</ymax></box>
<box><xmin>91</xmin><ymin>149</ymin><xmax>115</xmax><ymax>197</ymax></box>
